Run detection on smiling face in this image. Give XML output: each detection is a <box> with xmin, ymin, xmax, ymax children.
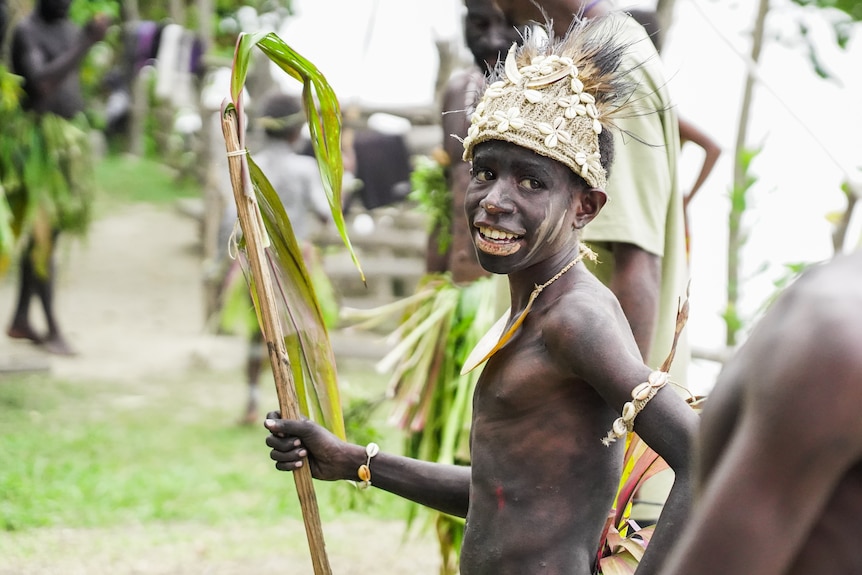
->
<box><xmin>465</xmin><ymin>140</ymin><xmax>604</xmax><ymax>276</ymax></box>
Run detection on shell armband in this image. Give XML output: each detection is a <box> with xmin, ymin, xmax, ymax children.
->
<box><xmin>602</xmin><ymin>371</ymin><xmax>669</xmax><ymax>446</ymax></box>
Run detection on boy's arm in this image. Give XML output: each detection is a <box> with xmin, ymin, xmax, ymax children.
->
<box><xmin>265</xmin><ymin>415</ymin><xmax>471</xmax><ymax>517</ymax></box>
<box><xmin>548</xmin><ymin>295</ymin><xmax>697</xmax><ymax>574</ymax></box>
<box><xmin>625</xmin><ymin>386</ymin><xmax>696</xmax><ymax>574</ymax></box>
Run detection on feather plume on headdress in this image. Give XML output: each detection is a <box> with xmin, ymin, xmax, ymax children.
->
<box><xmin>461</xmin><ymin>14</ymin><xmax>638</xmax><ymax>190</ymax></box>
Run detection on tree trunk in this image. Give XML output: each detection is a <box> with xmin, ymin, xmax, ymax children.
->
<box><xmin>726</xmin><ymin>0</ymin><xmax>770</xmax><ymax>347</ymax></box>
<box><xmin>169</xmin><ymin>0</ymin><xmax>186</xmax><ymax>25</ymax></box>
<box><xmin>121</xmin><ymin>0</ymin><xmax>139</xmax><ymax>22</ymax></box>
<box><xmin>197</xmin><ymin>0</ymin><xmax>213</xmax><ymax>50</ymax></box>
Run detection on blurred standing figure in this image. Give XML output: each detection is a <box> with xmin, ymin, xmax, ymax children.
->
<box><xmin>662</xmin><ymin>249</ymin><xmax>862</xmax><ymax>575</ymax></box>
<box><xmin>429</xmin><ymin>0</ymin><xmax>526</xmax><ymax>283</ymax></box>
<box><xmin>629</xmin><ymin>7</ymin><xmax>722</xmax><ymax>259</ymax></box>
<box><xmin>6</xmin><ymin>0</ymin><xmax>108</xmax><ymax>355</ymax></box>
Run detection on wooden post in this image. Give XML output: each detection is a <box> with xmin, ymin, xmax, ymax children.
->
<box><xmin>221</xmin><ymin>106</ymin><xmax>333</xmax><ymax>575</ymax></box>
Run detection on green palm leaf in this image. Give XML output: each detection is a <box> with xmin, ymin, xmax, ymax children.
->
<box><xmin>225</xmin><ymin>31</ymin><xmax>369</xmax><ymax>440</ymax></box>
<box><xmin>245</xmin><ymin>154</ymin><xmax>345</xmax><ymax>438</ymax></box>
<box><xmin>230</xmin><ymin>31</ymin><xmax>364</xmax><ymax>284</ymax></box>
<box><xmin>222</xmin><ymin>31</ymin><xmax>368</xmax><ymax>575</ymax></box>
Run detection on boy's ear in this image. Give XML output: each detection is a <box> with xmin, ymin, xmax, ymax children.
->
<box><xmin>573</xmin><ymin>188</ymin><xmax>607</xmax><ymax>229</ymax></box>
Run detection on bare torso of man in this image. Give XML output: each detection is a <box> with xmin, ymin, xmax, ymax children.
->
<box><xmin>13</xmin><ymin>13</ymin><xmax>85</xmax><ymax>118</ymax></box>
<box><xmin>664</xmin><ymin>250</ymin><xmax>862</xmax><ymax>575</ymax></box>
<box><xmin>460</xmin><ymin>266</ymin><xmax>636</xmax><ymax>575</ymax></box>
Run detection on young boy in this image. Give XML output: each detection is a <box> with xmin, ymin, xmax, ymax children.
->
<box><xmin>264</xmin><ymin>14</ymin><xmax>697</xmax><ymax>575</ymax></box>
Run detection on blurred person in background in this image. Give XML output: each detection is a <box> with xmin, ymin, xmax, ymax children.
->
<box><xmin>5</xmin><ymin>0</ymin><xmax>109</xmax><ymax>356</ymax></box>
<box><xmin>427</xmin><ymin>0</ymin><xmax>526</xmax><ymax>283</ymax></box>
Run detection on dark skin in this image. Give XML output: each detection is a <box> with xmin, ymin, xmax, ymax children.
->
<box><xmin>266</xmin><ymin>141</ymin><xmax>697</xmax><ymax>575</ymax></box>
<box><xmin>7</xmin><ymin>0</ymin><xmax>108</xmax><ymax>355</ymax></box>
<box><xmin>430</xmin><ymin>0</ymin><xmax>524</xmax><ymax>283</ymax></box>
<box><xmin>493</xmin><ymin>0</ymin><xmax>662</xmax><ymax>361</ymax></box>
<box><xmin>661</xmin><ymin>250</ymin><xmax>862</xmax><ymax>575</ymax></box>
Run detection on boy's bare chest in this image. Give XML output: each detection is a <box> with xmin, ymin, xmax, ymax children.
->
<box><xmin>471</xmin><ymin>329</ymin><xmax>608</xmax><ymax>428</ymax></box>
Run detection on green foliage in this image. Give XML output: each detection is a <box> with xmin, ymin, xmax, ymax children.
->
<box><xmin>0</xmin><ymin>66</ymin><xmax>24</xmax><ymax>270</ymax></box>
<box><xmin>724</xmin><ymin>145</ymin><xmax>762</xmax><ymax>344</ymax></box>
<box><xmin>0</xmin><ymin>107</ymin><xmax>97</xmax><ymax>277</ymax></box>
<box><xmin>789</xmin><ymin>0</ymin><xmax>862</xmax><ymax>21</ymax></box>
<box><xmin>787</xmin><ymin>0</ymin><xmax>862</xmax><ymax>79</ymax></box>
<box><xmin>68</xmin><ymin>0</ymin><xmax>120</xmax><ymax>23</ymax></box>
<box><xmin>340</xmin><ymin>275</ymin><xmax>506</xmax><ymax>574</ymax></box>
<box><xmin>409</xmin><ymin>156</ymin><xmax>451</xmax><ymax>254</ymax></box>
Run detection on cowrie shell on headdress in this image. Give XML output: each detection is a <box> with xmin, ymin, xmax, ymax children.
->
<box><xmin>571</xmin><ymin>77</ymin><xmax>584</xmax><ymax>93</ymax></box>
<box><xmin>621</xmin><ymin>402</ymin><xmax>636</xmax><ymax>421</ymax></box>
<box><xmin>592</xmin><ymin>118</ymin><xmax>603</xmax><ymax>134</ymax></box>
<box><xmin>492</xmin><ymin>107</ymin><xmax>525</xmax><ymax>132</ymax></box>
<box><xmin>612</xmin><ymin>418</ymin><xmax>628</xmax><ymax>437</ymax></box>
<box><xmin>524</xmin><ymin>89</ymin><xmax>544</xmax><ymax>104</ymax></box>
<box><xmin>580</xmin><ymin>92</ymin><xmax>596</xmax><ymax>104</ymax></box>
<box><xmin>485</xmin><ymin>81</ymin><xmax>506</xmax><ymax>98</ymax></box>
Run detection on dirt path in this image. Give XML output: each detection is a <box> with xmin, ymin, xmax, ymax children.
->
<box><xmin>0</xmin><ymin>203</ymin><xmax>243</xmax><ymax>380</ymax></box>
<box><xmin>0</xmin><ymin>204</ymin><xmax>441</xmax><ymax>574</ymax></box>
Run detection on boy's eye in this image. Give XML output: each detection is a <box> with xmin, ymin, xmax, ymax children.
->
<box><xmin>520</xmin><ymin>177</ymin><xmax>542</xmax><ymax>190</ymax></box>
<box><xmin>474</xmin><ymin>168</ymin><xmax>494</xmax><ymax>181</ymax></box>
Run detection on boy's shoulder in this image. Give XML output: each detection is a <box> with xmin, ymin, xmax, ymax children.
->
<box><xmin>544</xmin><ymin>270</ymin><xmax>627</xmax><ymax>340</ymax></box>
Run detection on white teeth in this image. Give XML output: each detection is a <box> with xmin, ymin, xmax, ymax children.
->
<box><xmin>479</xmin><ymin>226</ymin><xmax>519</xmax><ymax>241</ymax></box>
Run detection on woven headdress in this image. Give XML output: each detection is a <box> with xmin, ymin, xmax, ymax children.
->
<box><xmin>462</xmin><ymin>15</ymin><xmax>634</xmax><ymax>190</ymax></box>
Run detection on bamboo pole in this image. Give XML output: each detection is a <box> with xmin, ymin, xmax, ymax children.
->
<box><xmin>221</xmin><ymin>106</ymin><xmax>333</xmax><ymax>575</ymax></box>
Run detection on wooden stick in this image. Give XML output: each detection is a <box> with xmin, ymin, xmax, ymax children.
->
<box><xmin>221</xmin><ymin>106</ymin><xmax>333</xmax><ymax>575</ymax></box>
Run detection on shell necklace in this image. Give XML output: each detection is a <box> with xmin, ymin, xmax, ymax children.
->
<box><xmin>461</xmin><ymin>244</ymin><xmax>594</xmax><ymax>375</ymax></box>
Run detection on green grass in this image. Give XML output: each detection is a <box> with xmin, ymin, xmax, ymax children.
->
<box><xmin>0</xmin><ymin>360</ymin><xmax>412</xmax><ymax>534</ymax></box>
<box><xmin>93</xmin><ymin>153</ymin><xmax>201</xmax><ymax>208</ymax></box>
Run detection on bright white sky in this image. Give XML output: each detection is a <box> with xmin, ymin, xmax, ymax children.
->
<box><xmin>268</xmin><ymin>0</ymin><xmax>862</xmax><ymax>389</ymax></box>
